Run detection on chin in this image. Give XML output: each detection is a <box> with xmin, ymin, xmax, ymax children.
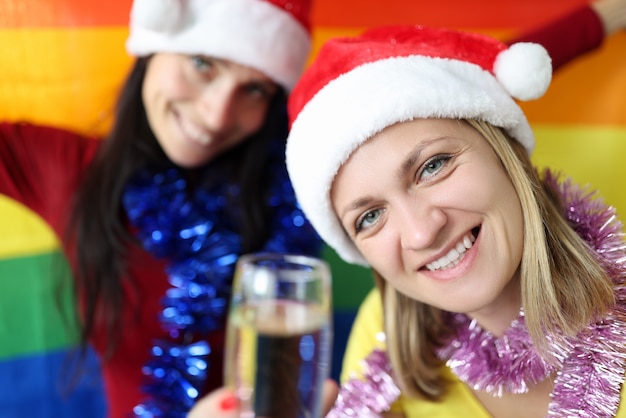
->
<box><xmin>168</xmin><ymin>153</ymin><xmax>211</xmax><ymax>169</ymax></box>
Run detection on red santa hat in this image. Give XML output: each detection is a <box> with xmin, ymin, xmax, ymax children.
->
<box><xmin>125</xmin><ymin>0</ymin><xmax>311</xmax><ymax>91</ymax></box>
<box><xmin>286</xmin><ymin>25</ymin><xmax>552</xmax><ymax>266</ymax></box>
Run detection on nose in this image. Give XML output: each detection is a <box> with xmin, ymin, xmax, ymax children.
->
<box><xmin>197</xmin><ymin>82</ymin><xmax>237</xmax><ymax>132</ymax></box>
<box><xmin>397</xmin><ymin>199</ymin><xmax>446</xmax><ymax>251</ymax></box>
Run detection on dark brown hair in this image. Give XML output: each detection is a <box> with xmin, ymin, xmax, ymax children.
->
<box><xmin>67</xmin><ymin>57</ymin><xmax>289</xmax><ymax>357</ymax></box>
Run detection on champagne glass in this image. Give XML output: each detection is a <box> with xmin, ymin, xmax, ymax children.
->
<box><xmin>224</xmin><ymin>253</ymin><xmax>333</xmax><ymax>418</ymax></box>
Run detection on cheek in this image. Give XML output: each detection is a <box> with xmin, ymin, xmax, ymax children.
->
<box><xmin>443</xmin><ymin>162</ymin><xmax>513</xmax><ymax>211</ymax></box>
<box><xmin>355</xmin><ymin>234</ymin><xmax>398</xmax><ymax>276</ymax></box>
<box><xmin>240</xmin><ymin>103</ymin><xmax>270</xmax><ymax>134</ymax></box>
<box><xmin>144</xmin><ymin>64</ymin><xmax>196</xmax><ymax>108</ymax></box>
<box><xmin>162</xmin><ymin>74</ymin><xmax>196</xmax><ymax>102</ymax></box>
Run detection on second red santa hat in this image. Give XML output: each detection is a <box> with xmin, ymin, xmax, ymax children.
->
<box><xmin>126</xmin><ymin>0</ymin><xmax>312</xmax><ymax>91</ymax></box>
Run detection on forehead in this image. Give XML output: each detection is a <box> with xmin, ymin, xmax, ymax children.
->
<box><xmin>345</xmin><ymin>118</ymin><xmax>481</xmax><ymax>162</ymax></box>
<box><xmin>330</xmin><ymin>118</ymin><xmax>496</xmax><ymax>195</ymax></box>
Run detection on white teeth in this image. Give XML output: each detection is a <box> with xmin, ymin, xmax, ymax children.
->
<box><xmin>426</xmin><ymin>232</ymin><xmax>476</xmax><ymax>271</ymax></box>
<box><xmin>180</xmin><ymin>118</ymin><xmax>210</xmax><ymax>144</ymax></box>
<box><xmin>195</xmin><ymin>133</ymin><xmax>210</xmax><ymax>144</ymax></box>
<box><xmin>447</xmin><ymin>248</ymin><xmax>460</xmax><ymax>262</ymax></box>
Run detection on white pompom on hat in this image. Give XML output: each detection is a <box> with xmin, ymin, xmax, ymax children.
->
<box><xmin>126</xmin><ymin>0</ymin><xmax>312</xmax><ymax>91</ymax></box>
<box><xmin>286</xmin><ymin>25</ymin><xmax>552</xmax><ymax>266</ymax></box>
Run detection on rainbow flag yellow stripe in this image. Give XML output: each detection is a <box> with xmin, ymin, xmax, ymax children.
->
<box><xmin>0</xmin><ymin>28</ymin><xmax>132</xmax><ymax>137</ymax></box>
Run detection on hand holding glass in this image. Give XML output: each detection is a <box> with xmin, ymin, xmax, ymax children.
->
<box><xmin>224</xmin><ymin>253</ymin><xmax>333</xmax><ymax>418</ymax></box>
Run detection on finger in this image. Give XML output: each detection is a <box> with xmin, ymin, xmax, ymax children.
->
<box><xmin>322</xmin><ymin>379</ymin><xmax>340</xmax><ymax>415</ymax></box>
<box><xmin>187</xmin><ymin>387</ymin><xmax>240</xmax><ymax>418</ymax></box>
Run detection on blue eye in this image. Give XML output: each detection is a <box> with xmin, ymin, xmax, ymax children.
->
<box><xmin>244</xmin><ymin>83</ymin><xmax>273</xmax><ymax>100</ymax></box>
<box><xmin>355</xmin><ymin>208</ymin><xmax>383</xmax><ymax>233</ymax></box>
<box><xmin>190</xmin><ymin>55</ymin><xmax>212</xmax><ymax>72</ymax></box>
<box><xmin>419</xmin><ymin>155</ymin><xmax>451</xmax><ymax>181</ymax></box>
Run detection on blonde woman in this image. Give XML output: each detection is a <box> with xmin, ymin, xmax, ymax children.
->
<box><xmin>283</xmin><ymin>23</ymin><xmax>626</xmax><ymax>418</ymax></box>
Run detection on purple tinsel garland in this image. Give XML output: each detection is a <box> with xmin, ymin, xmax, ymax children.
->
<box><xmin>326</xmin><ymin>349</ymin><xmax>400</xmax><ymax>418</ymax></box>
<box><xmin>328</xmin><ymin>175</ymin><xmax>626</xmax><ymax>418</ymax></box>
<box><xmin>123</xmin><ymin>142</ymin><xmax>322</xmax><ymax>417</ymax></box>
<box><xmin>438</xmin><ymin>310</ymin><xmax>557</xmax><ymax>397</ymax></box>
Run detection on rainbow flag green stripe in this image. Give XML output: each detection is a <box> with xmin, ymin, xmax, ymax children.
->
<box><xmin>0</xmin><ymin>251</ymin><xmax>78</xmax><ymax>359</ymax></box>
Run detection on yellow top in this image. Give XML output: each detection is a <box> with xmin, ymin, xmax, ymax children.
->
<box><xmin>341</xmin><ymin>288</ymin><xmax>626</xmax><ymax>417</ymax></box>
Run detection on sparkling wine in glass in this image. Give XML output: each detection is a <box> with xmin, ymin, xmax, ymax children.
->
<box><xmin>224</xmin><ymin>253</ymin><xmax>333</xmax><ymax>418</ymax></box>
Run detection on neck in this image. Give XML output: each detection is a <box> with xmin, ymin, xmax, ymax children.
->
<box><xmin>468</xmin><ymin>274</ymin><xmax>522</xmax><ymax>337</ymax></box>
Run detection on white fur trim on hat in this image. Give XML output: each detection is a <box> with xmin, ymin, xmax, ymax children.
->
<box><xmin>126</xmin><ymin>0</ymin><xmax>311</xmax><ymax>90</ymax></box>
<box><xmin>287</xmin><ymin>55</ymin><xmax>538</xmax><ymax>266</ymax></box>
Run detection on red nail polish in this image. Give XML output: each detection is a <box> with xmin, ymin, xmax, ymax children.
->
<box><xmin>219</xmin><ymin>393</ymin><xmax>238</xmax><ymax>411</ymax></box>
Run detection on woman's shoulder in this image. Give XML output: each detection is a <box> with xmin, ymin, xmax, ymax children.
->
<box><xmin>1</xmin><ymin>121</ymin><xmax>96</xmax><ymax>138</ymax></box>
<box><xmin>1</xmin><ymin>121</ymin><xmax>100</xmax><ymax>148</ymax></box>
<box><xmin>0</xmin><ymin>121</ymin><xmax>102</xmax><ymax>162</ymax></box>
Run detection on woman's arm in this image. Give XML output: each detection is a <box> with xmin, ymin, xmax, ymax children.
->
<box><xmin>0</xmin><ymin>122</ymin><xmax>99</xmax><ymax>224</ymax></box>
<box><xmin>508</xmin><ymin>0</ymin><xmax>626</xmax><ymax>71</ymax></box>
<box><xmin>591</xmin><ymin>0</ymin><xmax>626</xmax><ymax>35</ymax></box>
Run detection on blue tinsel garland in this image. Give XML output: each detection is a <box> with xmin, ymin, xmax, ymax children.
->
<box><xmin>122</xmin><ymin>142</ymin><xmax>322</xmax><ymax>417</ymax></box>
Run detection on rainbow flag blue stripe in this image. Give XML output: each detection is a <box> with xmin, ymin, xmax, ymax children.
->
<box><xmin>0</xmin><ymin>348</ymin><xmax>106</xmax><ymax>418</ymax></box>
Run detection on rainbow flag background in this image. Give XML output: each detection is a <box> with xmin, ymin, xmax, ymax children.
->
<box><xmin>1</xmin><ymin>0</ymin><xmax>624</xmax><ymax>416</ymax></box>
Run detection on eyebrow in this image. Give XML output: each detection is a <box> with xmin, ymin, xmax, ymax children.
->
<box><xmin>340</xmin><ymin>197</ymin><xmax>374</xmax><ymax>219</ymax></box>
<box><xmin>395</xmin><ymin>136</ymin><xmax>446</xmax><ymax>180</ymax></box>
<box><xmin>213</xmin><ymin>56</ymin><xmax>277</xmax><ymax>88</ymax></box>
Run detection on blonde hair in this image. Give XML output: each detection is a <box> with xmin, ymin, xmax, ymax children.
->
<box><xmin>381</xmin><ymin>119</ymin><xmax>615</xmax><ymax>399</ymax></box>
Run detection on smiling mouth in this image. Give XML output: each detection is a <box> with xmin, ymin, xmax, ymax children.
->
<box><xmin>425</xmin><ymin>227</ymin><xmax>480</xmax><ymax>271</ymax></box>
<box><xmin>175</xmin><ymin>112</ymin><xmax>210</xmax><ymax>145</ymax></box>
